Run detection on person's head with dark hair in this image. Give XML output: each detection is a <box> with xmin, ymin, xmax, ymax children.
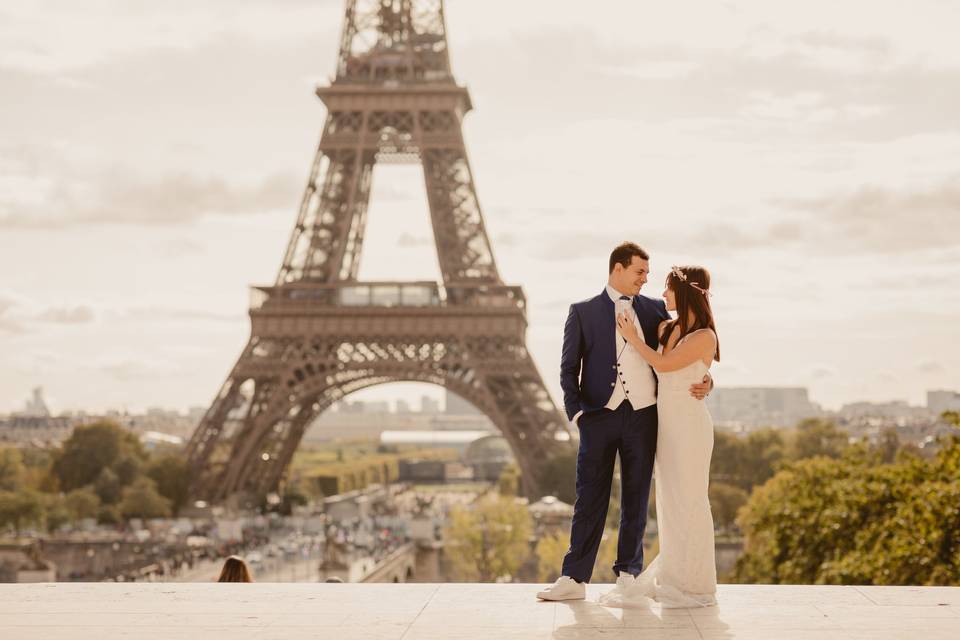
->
<box><xmin>659</xmin><ymin>265</ymin><xmax>720</xmax><ymax>361</ymax></box>
<box><xmin>217</xmin><ymin>555</ymin><xmax>253</xmax><ymax>583</ymax></box>
<box><xmin>608</xmin><ymin>241</ymin><xmax>651</xmax><ymax>297</ymax></box>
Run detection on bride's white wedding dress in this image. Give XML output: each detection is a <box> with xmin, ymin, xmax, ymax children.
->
<box><xmin>603</xmin><ymin>341</ymin><xmax>718</xmax><ymax>609</ymax></box>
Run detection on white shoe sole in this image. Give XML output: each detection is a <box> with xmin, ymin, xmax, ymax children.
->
<box><xmin>536</xmin><ymin>591</ymin><xmax>585</xmax><ymax>601</ymax></box>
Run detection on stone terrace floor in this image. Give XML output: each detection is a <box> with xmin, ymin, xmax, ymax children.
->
<box><xmin>2</xmin><ymin>583</ymin><xmax>959</xmax><ymax>639</ymax></box>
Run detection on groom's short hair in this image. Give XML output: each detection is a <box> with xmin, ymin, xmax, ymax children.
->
<box><xmin>609</xmin><ymin>242</ymin><xmax>649</xmax><ymax>273</ymax></box>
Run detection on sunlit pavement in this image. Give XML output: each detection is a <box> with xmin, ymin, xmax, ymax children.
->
<box><xmin>2</xmin><ymin>583</ymin><xmax>959</xmax><ymax>639</ymax></box>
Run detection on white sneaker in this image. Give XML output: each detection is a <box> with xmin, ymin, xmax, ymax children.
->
<box><xmin>598</xmin><ymin>573</ymin><xmax>637</xmax><ymax>606</ymax></box>
<box><xmin>536</xmin><ymin>576</ymin><xmax>586</xmax><ymax>601</ymax></box>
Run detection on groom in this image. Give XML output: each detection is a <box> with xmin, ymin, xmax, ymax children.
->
<box><xmin>536</xmin><ymin>242</ymin><xmax>711</xmax><ymax>601</ymax></box>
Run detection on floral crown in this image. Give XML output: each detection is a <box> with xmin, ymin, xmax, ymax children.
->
<box><xmin>670</xmin><ymin>265</ymin><xmax>711</xmax><ymax>297</ymax></box>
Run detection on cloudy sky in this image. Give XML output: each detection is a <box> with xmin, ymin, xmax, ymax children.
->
<box><xmin>1</xmin><ymin>0</ymin><xmax>958</xmax><ymax>415</ymax></box>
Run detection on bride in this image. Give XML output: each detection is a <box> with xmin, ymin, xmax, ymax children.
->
<box><xmin>601</xmin><ymin>264</ymin><xmax>720</xmax><ymax>608</ymax></box>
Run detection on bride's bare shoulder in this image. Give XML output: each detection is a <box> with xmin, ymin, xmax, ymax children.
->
<box><xmin>688</xmin><ymin>328</ymin><xmax>718</xmax><ymax>345</ymax></box>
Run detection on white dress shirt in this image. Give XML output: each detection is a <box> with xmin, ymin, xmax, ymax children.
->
<box><xmin>573</xmin><ymin>285</ymin><xmax>658</xmax><ymax>425</ymax></box>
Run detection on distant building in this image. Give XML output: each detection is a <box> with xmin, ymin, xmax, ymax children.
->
<box><xmin>379</xmin><ymin>430</ymin><xmax>492</xmax><ymax>452</ymax></box>
<box><xmin>0</xmin><ymin>415</ymin><xmax>73</xmax><ymax>445</ymax></box>
<box><xmin>528</xmin><ymin>496</ymin><xmax>574</xmax><ymax>532</ymax></box>
<box><xmin>445</xmin><ymin>390</ymin><xmax>480</xmax><ymax>416</ymax></box>
<box><xmin>337</xmin><ymin>400</ymin><xmax>386</xmax><ymax>414</ymax></box>
<box><xmin>463</xmin><ymin>434</ymin><xmax>514</xmax><ymax>481</ymax></box>
<box><xmin>121</xmin><ymin>412</ymin><xmax>199</xmax><ymax>440</ymax></box>
<box><xmin>20</xmin><ymin>387</ymin><xmax>51</xmax><ymax>418</ymax></box>
<box><xmin>707</xmin><ymin>387</ymin><xmax>821</xmax><ymax>429</ymax></box>
<box><xmin>927</xmin><ymin>390</ymin><xmax>960</xmax><ymax>415</ymax></box>
<box><xmin>366</xmin><ymin>400</ymin><xmax>390</xmax><ymax>413</ymax></box>
<box><xmin>420</xmin><ymin>396</ymin><xmax>440</xmax><ymax>414</ymax></box>
<box><xmin>187</xmin><ymin>406</ymin><xmax>208</xmax><ymax>421</ymax></box>
<box><xmin>139</xmin><ymin>430</ymin><xmax>184</xmax><ymax>451</ymax></box>
<box><xmin>838</xmin><ymin>401</ymin><xmax>930</xmax><ymax>421</ymax></box>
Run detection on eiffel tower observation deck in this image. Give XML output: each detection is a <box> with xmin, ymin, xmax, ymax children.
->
<box><xmin>183</xmin><ymin>0</ymin><xmax>573</xmax><ymax>506</ymax></box>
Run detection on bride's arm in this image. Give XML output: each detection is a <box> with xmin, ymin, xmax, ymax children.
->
<box><xmin>616</xmin><ymin>313</ymin><xmax>715</xmax><ymax>372</ymax></box>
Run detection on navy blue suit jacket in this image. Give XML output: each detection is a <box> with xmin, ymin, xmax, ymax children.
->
<box><xmin>560</xmin><ymin>290</ymin><xmax>670</xmax><ymax>421</ymax></box>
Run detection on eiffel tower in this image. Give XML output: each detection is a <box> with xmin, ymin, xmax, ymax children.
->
<box><xmin>185</xmin><ymin>0</ymin><xmax>573</xmax><ymax>504</ymax></box>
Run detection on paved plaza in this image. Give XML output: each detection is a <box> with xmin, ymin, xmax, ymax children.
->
<box><xmin>2</xmin><ymin>583</ymin><xmax>958</xmax><ymax>639</ymax></box>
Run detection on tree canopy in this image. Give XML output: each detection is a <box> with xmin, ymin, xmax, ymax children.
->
<box><xmin>734</xmin><ymin>414</ymin><xmax>960</xmax><ymax>585</ymax></box>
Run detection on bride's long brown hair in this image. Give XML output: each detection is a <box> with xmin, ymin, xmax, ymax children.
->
<box><xmin>658</xmin><ymin>265</ymin><xmax>720</xmax><ymax>362</ymax></box>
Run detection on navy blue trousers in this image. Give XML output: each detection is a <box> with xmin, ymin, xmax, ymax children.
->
<box><xmin>561</xmin><ymin>401</ymin><xmax>658</xmax><ymax>583</ymax></box>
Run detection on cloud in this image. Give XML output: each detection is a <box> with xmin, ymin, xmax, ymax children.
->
<box><xmin>808</xmin><ymin>365</ymin><xmax>838</xmax><ymax>380</ymax></box>
<box><xmin>917</xmin><ymin>360</ymin><xmax>945</xmax><ymax>374</ymax></box>
<box><xmin>462</xmin><ymin>29</ymin><xmax>960</xmax><ymax>140</ymax></box>
<box><xmin>397</xmin><ymin>233</ymin><xmax>431</xmax><ymax>247</ymax></box>
<box><xmin>0</xmin><ymin>295</ymin><xmax>96</xmax><ymax>332</ymax></box>
<box><xmin>874</xmin><ymin>370</ymin><xmax>898</xmax><ymax>383</ymax></box>
<box><xmin>0</xmin><ymin>171</ymin><xmax>300</xmax><ymax>229</ymax></box>
<box><xmin>608</xmin><ymin>177</ymin><xmax>960</xmax><ymax>257</ymax></box>
<box><xmin>372</xmin><ymin>184</ymin><xmax>419</xmax><ymax>203</ymax></box>
<box><xmin>0</xmin><ymin>1</ymin><xmax>341</xmax><ymax>74</ymax></box>
<box><xmin>119</xmin><ymin>306</ymin><xmax>243</xmax><ymax>323</ymax></box>
<box><xmin>95</xmin><ymin>355</ymin><xmax>184</xmax><ymax>381</ymax></box>
<box><xmin>493</xmin><ymin>233</ymin><xmax>519</xmax><ymax>247</ymax></box>
<box><xmin>36</xmin><ymin>306</ymin><xmax>95</xmax><ymax>324</ymax></box>
<box><xmin>0</xmin><ymin>302</ymin><xmax>25</xmax><ymax>334</ymax></box>
<box><xmin>778</xmin><ymin>177</ymin><xmax>960</xmax><ymax>253</ymax></box>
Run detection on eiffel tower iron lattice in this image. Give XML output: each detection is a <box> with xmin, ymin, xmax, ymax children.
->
<box><xmin>185</xmin><ymin>0</ymin><xmax>573</xmax><ymax>504</ymax></box>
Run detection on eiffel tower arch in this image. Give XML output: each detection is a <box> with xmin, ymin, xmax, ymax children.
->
<box><xmin>185</xmin><ymin>0</ymin><xmax>573</xmax><ymax>504</ymax></box>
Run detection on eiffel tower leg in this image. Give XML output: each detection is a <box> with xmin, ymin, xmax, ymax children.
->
<box><xmin>215</xmin><ymin>377</ymin><xmax>290</xmax><ymax>500</ymax></box>
<box><xmin>277</xmin><ymin>148</ymin><xmax>375</xmax><ymax>284</ymax></box>
<box><xmin>243</xmin><ymin>373</ymin><xmax>390</xmax><ymax>498</ymax></box>
<box><xmin>467</xmin><ymin>340</ymin><xmax>573</xmax><ymax>498</ymax></box>
<box><xmin>185</xmin><ymin>339</ymin><xmax>266</xmax><ymax>499</ymax></box>
<box><xmin>226</xmin><ymin>395</ymin><xmax>317</xmax><ymax>500</ymax></box>
<box><xmin>422</xmin><ymin>145</ymin><xmax>499</xmax><ymax>284</ymax></box>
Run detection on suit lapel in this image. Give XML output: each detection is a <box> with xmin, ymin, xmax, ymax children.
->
<box><xmin>596</xmin><ymin>289</ymin><xmax>618</xmax><ymax>361</ymax></box>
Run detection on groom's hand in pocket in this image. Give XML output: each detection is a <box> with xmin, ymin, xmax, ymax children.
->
<box><xmin>689</xmin><ymin>374</ymin><xmax>712</xmax><ymax>400</ymax></box>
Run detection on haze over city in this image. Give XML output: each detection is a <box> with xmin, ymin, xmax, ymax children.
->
<box><xmin>2</xmin><ymin>0</ymin><xmax>958</xmax><ymax>414</ymax></box>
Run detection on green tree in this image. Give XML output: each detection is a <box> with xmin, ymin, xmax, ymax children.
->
<box><xmin>146</xmin><ymin>452</ymin><xmax>191</xmax><ymax>515</ymax></box>
<box><xmin>445</xmin><ymin>494</ymin><xmax>533</xmax><ymax>582</ymax></box>
<box><xmin>118</xmin><ymin>477</ymin><xmax>172</xmax><ymax>520</ymax></box>
<box><xmin>535</xmin><ymin>531</ymin><xmax>568</xmax><ymax>582</ymax></box>
<box><xmin>710</xmin><ymin>431</ymin><xmax>743</xmax><ymax>486</ymax></box>
<box><xmin>97</xmin><ymin>504</ymin><xmax>121</xmax><ymax>525</ymax></box>
<box><xmin>0</xmin><ymin>448</ymin><xmax>26</xmax><ymax>491</ymax></box>
<box><xmin>709</xmin><ymin>482</ymin><xmax>749</xmax><ymax>534</ymax></box>
<box><xmin>539</xmin><ymin>448</ymin><xmax>578</xmax><ymax>505</ymax></box>
<box><xmin>711</xmin><ymin>428</ymin><xmax>785</xmax><ymax>492</ymax></box>
<box><xmin>94</xmin><ymin>467</ymin><xmax>122</xmax><ymax>505</ymax></box>
<box><xmin>497</xmin><ymin>463</ymin><xmax>521</xmax><ymax>497</ymax></box>
<box><xmin>0</xmin><ymin>490</ymin><xmax>44</xmax><ymax>534</ymax></box>
<box><xmin>18</xmin><ymin>447</ymin><xmax>58</xmax><ymax>492</ymax></box>
<box><xmin>65</xmin><ymin>486</ymin><xmax>101</xmax><ymax>521</ymax></box>
<box><xmin>42</xmin><ymin>494</ymin><xmax>71</xmax><ymax>533</ymax></box>
<box><xmin>873</xmin><ymin>428</ymin><xmax>902</xmax><ymax>464</ymax></box>
<box><xmin>52</xmin><ymin>421</ymin><xmax>146</xmax><ymax>492</ymax></box>
<box><xmin>734</xmin><ymin>414</ymin><xmax>960</xmax><ymax>585</ymax></box>
<box><xmin>788</xmin><ymin>418</ymin><xmax>848</xmax><ymax>461</ymax></box>
<box><xmin>113</xmin><ymin>452</ymin><xmax>143</xmax><ymax>487</ymax></box>
<box><xmin>740</xmin><ymin>428</ymin><xmax>787</xmax><ymax>488</ymax></box>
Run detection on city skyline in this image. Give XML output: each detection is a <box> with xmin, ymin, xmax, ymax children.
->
<box><xmin>2</xmin><ymin>0</ymin><xmax>959</xmax><ymax>414</ymax></box>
